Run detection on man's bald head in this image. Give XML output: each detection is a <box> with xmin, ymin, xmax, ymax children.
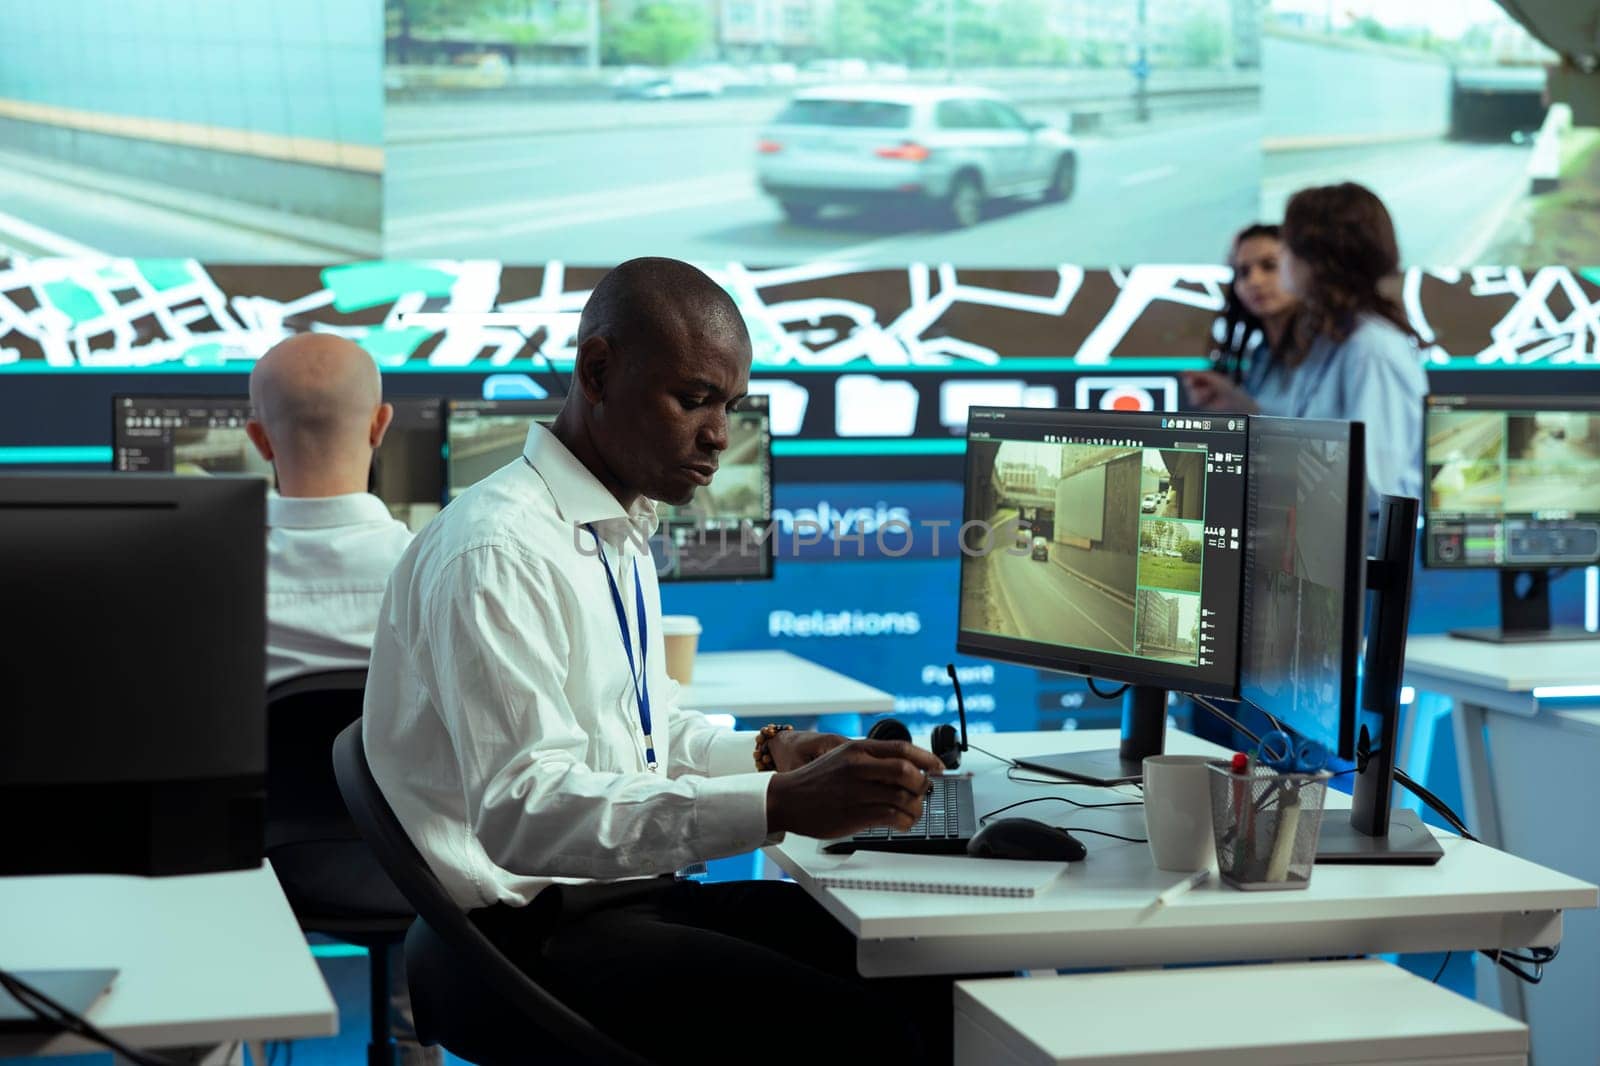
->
<box><xmin>577</xmin><ymin>257</ymin><xmax>750</xmax><ymax>363</ymax></box>
<box><xmin>556</xmin><ymin>257</ymin><xmax>753</xmax><ymax>509</ymax></box>
<box><xmin>247</xmin><ymin>333</ymin><xmax>391</xmax><ymax>497</ymax></box>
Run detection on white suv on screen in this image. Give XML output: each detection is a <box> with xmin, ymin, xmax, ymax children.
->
<box><xmin>755</xmin><ymin>85</ymin><xmax>1077</xmax><ymax>228</ymax></box>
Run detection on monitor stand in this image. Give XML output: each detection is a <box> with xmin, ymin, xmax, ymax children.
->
<box><xmin>1317</xmin><ymin>496</ymin><xmax>1443</xmax><ymax>866</ymax></box>
<box><xmin>1317</xmin><ymin>809</ymin><xmax>1443</xmax><ymax>865</ymax></box>
<box><xmin>1011</xmin><ymin>685</ymin><xmax>1166</xmax><ymax>786</ymax></box>
<box><xmin>1450</xmin><ymin>569</ymin><xmax>1600</xmax><ymax>644</ymax></box>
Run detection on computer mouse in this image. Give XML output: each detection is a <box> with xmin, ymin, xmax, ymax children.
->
<box><xmin>967</xmin><ymin>817</ymin><xmax>1087</xmax><ymax>862</ymax></box>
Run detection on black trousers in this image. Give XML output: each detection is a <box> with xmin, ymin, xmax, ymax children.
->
<box><xmin>471</xmin><ymin>877</ymin><xmax>956</xmax><ymax>1065</ymax></box>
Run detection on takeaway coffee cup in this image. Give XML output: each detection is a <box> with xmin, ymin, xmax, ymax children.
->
<box><xmin>662</xmin><ymin>615</ymin><xmax>702</xmax><ymax>686</ymax></box>
<box><xmin>1142</xmin><ymin>754</ymin><xmax>1219</xmax><ymax>872</ymax></box>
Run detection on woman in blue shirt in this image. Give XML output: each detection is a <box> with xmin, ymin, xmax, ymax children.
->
<box><xmin>1183</xmin><ymin>183</ymin><xmax>1429</xmax><ymax>509</ymax></box>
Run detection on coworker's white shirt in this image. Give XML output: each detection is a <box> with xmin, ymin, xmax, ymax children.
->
<box><xmin>265</xmin><ymin>493</ymin><xmax>414</xmax><ymax>687</ymax></box>
<box><xmin>364</xmin><ymin>424</ymin><xmax>771</xmax><ymax>911</ymax></box>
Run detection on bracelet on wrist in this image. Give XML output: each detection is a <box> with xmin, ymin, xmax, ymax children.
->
<box><xmin>753</xmin><ymin>723</ymin><xmax>793</xmax><ymax>771</ymax></box>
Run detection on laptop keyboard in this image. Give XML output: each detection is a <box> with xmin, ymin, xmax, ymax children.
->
<box><xmin>824</xmin><ymin>775</ymin><xmax>977</xmax><ymax>855</ymax></box>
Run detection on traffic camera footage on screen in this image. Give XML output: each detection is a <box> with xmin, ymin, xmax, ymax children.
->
<box><xmin>959</xmin><ymin>408</ymin><xmax>1247</xmax><ymax>698</ymax></box>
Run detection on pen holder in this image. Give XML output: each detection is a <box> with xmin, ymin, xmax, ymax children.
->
<box><xmin>1207</xmin><ymin>764</ymin><xmax>1329</xmax><ymax>891</ymax></box>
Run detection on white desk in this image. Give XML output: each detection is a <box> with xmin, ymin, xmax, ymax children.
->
<box><xmin>765</xmin><ymin>729</ymin><xmax>1596</xmax><ymax>981</ymax></box>
<box><xmin>0</xmin><ymin>861</ymin><xmax>337</xmax><ymax>1059</ymax></box>
<box><xmin>681</xmin><ymin>650</ymin><xmax>896</xmax><ymax>720</ymax></box>
<box><xmin>1405</xmin><ymin>635</ymin><xmax>1600</xmax><ymax>1066</ymax></box>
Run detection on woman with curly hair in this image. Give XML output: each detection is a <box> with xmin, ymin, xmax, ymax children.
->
<box><xmin>1182</xmin><ymin>183</ymin><xmax>1429</xmax><ymax>506</ymax></box>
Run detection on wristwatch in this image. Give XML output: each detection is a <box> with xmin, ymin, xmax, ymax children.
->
<box><xmin>752</xmin><ymin>723</ymin><xmax>793</xmax><ymax>771</ymax></box>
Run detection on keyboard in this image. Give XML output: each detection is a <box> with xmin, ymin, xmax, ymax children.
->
<box><xmin>821</xmin><ymin>775</ymin><xmax>978</xmax><ymax>855</ymax></box>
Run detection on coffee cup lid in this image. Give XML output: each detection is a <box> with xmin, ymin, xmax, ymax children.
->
<box><xmin>661</xmin><ymin>615</ymin><xmax>702</xmax><ymax>636</ymax></box>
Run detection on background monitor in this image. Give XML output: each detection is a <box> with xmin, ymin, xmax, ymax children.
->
<box><xmin>1239</xmin><ymin>416</ymin><xmax>1366</xmax><ymax>762</ymax></box>
<box><xmin>371</xmin><ymin>397</ymin><xmax>444</xmax><ymax>532</ymax></box>
<box><xmin>113</xmin><ymin>394</ymin><xmax>446</xmax><ymax>533</ymax></box>
<box><xmin>1422</xmin><ymin>394</ymin><xmax>1600</xmax><ymax>642</ymax></box>
<box><xmin>445</xmin><ymin>398</ymin><xmax>562</xmax><ymax>498</ymax></box>
<box><xmin>653</xmin><ymin>394</ymin><xmax>775</xmax><ymax>582</ymax></box>
<box><xmin>0</xmin><ymin>473</ymin><xmax>266</xmax><ymax>876</ymax></box>
<box><xmin>112</xmin><ymin>395</ymin><xmax>270</xmax><ymax>482</ymax></box>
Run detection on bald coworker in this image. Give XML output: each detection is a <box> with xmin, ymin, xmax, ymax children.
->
<box><xmin>246</xmin><ymin>334</ymin><xmax>435</xmax><ymax>1066</ymax></box>
<box><xmin>246</xmin><ymin>333</ymin><xmax>414</xmax><ymax>687</ymax></box>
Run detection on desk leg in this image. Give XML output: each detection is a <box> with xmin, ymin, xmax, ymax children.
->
<box><xmin>1450</xmin><ymin>698</ymin><xmax>1526</xmax><ymax>1023</ymax></box>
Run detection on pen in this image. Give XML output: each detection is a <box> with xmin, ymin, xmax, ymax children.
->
<box><xmin>1137</xmin><ymin>869</ymin><xmax>1210</xmax><ymax>920</ymax></box>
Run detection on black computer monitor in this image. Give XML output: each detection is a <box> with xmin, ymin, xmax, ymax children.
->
<box><xmin>654</xmin><ymin>395</ymin><xmax>775</xmax><ymax>582</ymax></box>
<box><xmin>1240</xmin><ymin>417</ymin><xmax>1366</xmax><ymax>762</ymax></box>
<box><xmin>371</xmin><ymin>397</ymin><xmax>445</xmax><ymax>532</ymax></box>
<box><xmin>448</xmin><ymin>397</ymin><xmax>777</xmax><ymax>582</ymax></box>
<box><xmin>1239</xmin><ymin>420</ymin><xmax>1441</xmax><ymax>864</ymax></box>
<box><xmin>1422</xmin><ymin>394</ymin><xmax>1600</xmax><ymax>643</ymax></box>
<box><xmin>445</xmin><ymin>398</ymin><xmax>563</xmax><ymax>498</ymax></box>
<box><xmin>957</xmin><ymin>407</ymin><xmax>1250</xmax><ymax>784</ymax></box>
<box><xmin>112</xmin><ymin>395</ymin><xmax>272</xmax><ymax>482</ymax></box>
<box><xmin>0</xmin><ymin>473</ymin><xmax>266</xmax><ymax>877</ymax></box>
<box><xmin>113</xmin><ymin>394</ymin><xmax>447</xmax><ymax>533</ymax></box>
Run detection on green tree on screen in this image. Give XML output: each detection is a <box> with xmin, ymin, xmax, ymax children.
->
<box><xmin>606</xmin><ymin>3</ymin><xmax>709</xmax><ymax>66</ymax></box>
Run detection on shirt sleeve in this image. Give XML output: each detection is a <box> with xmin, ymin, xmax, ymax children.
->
<box><xmin>661</xmin><ymin>678</ymin><xmax>762</xmax><ymax>779</ymax></box>
<box><xmin>1337</xmin><ymin>322</ymin><xmax>1429</xmax><ymax>506</ymax></box>
<box><xmin>421</xmin><ymin>545</ymin><xmax>772</xmax><ymax>881</ymax></box>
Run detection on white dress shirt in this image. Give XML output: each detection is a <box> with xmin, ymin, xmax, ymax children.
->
<box><xmin>265</xmin><ymin>492</ymin><xmax>415</xmax><ymax>687</ymax></box>
<box><xmin>364</xmin><ymin>424</ymin><xmax>771</xmax><ymax>911</ymax></box>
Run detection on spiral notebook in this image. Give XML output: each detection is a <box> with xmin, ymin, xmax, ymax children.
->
<box><xmin>811</xmin><ymin>852</ymin><xmax>1066</xmax><ymax>898</ymax></box>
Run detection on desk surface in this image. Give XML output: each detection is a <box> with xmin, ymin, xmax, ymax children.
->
<box><xmin>766</xmin><ymin>730</ymin><xmax>1597</xmax><ymax>978</ymax></box>
<box><xmin>1406</xmin><ymin>634</ymin><xmax>1600</xmax><ymax>696</ymax></box>
<box><xmin>681</xmin><ymin>650</ymin><xmax>895</xmax><ymax>718</ymax></box>
<box><xmin>0</xmin><ymin>861</ymin><xmax>337</xmax><ymax>1057</ymax></box>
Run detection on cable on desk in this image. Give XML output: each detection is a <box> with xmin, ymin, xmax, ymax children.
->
<box><xmin>967</xmin><ymin>742</ymin><xmax>1018</xmax><ymax>768</ymax></box>
<box><xmin>1057</xmin><ymin>826</ymin><xmax>1149</xmax><ymax>844</ymax></box>
<box><xmin>1392</xmin><ymin>768</ymin><xmax>1476</xmax><ymax>842</ymax></box>
<box><xmin>0</xmin><ymin>968</ymin><xmax>172</xmax><ymax>1066</ymax></box>
<box><xmin>982</xmin><ymin>793</ymin><xmax>1142</xmax><ymax>823</ymax></box>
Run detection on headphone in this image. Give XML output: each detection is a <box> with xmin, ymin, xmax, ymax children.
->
<box><xmin>865</xmin><ymin>664</ymin><xmax>969</xmax><ymax>770</ymax></box>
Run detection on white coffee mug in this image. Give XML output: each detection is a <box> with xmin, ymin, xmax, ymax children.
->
<box><xmin>1142</xmin><ymin>754</ymin><xmax>1219</xmax><ymax>873</ymax></box>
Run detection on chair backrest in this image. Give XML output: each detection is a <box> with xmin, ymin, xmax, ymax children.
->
<box><xmin>266</xmin><ymin>669</ymin><xmax>369</xmax><ymax>827</ymax></box>
<box><xmin>331</xmin><ymin>721</ymin><xmax>651</xmax><ymax>1066</ymax></box>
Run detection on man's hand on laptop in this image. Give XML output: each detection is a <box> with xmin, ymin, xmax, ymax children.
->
<box><xmin>765</xmin><ymin>739</ymin><xmax>945</xmax><ymax>840</ymax></box>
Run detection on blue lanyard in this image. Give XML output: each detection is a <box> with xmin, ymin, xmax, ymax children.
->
<box><xmin>585</xmin><ymin>523</ymin><xmax>656</xmax><ymax>770</ymax></box>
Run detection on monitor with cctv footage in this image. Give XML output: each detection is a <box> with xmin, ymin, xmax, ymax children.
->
<box><xmin>445</xmin><ymin>396</ymin><xmax>775</xmax><ymax>582</ymax></box>
<box><xmin>1423</xmin><ymin>394</ymin><xmax>1600</xmax><ymax>643</ymax></box>
<box><xmin>444</xmin><ymin>398</ymin><xmax>563</xmax><ymax>498</ymax></box>
<box><xmin>652</xmin><ymin>394</ymin><xmax>774</xmax><ymax>582</ymax></box>
<box><xmin>956</xmin><ymin>406</ymin><xmax>1248</xmax><ymax>785</ymax></box>
<box><xmin>1239</xmin><ymin>416</ymin><xmax>1365</xmax><ymax>763</ymax></box>
<box><xmin>957</xmin><ymin>407</ymin><xmax>1249</xmax><ymax>700</ymax></box>
<box><xmin>112</xmin><ymin>395</ymin><xmax>446</xmax><ymax>533</ymax></box>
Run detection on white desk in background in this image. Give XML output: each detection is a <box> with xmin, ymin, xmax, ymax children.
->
<box><xmin>766</xmin><ymin>729</ymin><xmax>1595</xmax><ymax>983</ymax></box>
<box><xmin>1405</xmin><ymin>634</ymin><xmax>1600</xmax><ymax>1066</ymax></box>
<box><xmin>0</xmin><ymin>861</ymin><xmax>337</xmax><ymax>1062</ymax></box>
<box><xmin>680</xmin><ymin>650</ymin><xmax>896</xmax><ymax>721</ymax></box>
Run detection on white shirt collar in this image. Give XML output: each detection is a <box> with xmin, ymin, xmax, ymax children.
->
<box><xmin>521</xmin><ymin>422</ymin><xmax>659</xmax><ymax>537</ymax></box>
<box><xmin>267</xmin><ymin>491</ymin><xmax>396</xmax><ymax>530</ymax></box>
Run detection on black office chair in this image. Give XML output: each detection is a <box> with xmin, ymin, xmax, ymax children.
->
<box><xmin>266</xmin><ymin>670</ymin><xmax>412</xmax><ymax>1066</ymax></box>
<box><xmin>331</xmin><ymin>720</ymin><xmax>654</xmax><ymax>1066</ymax></box>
